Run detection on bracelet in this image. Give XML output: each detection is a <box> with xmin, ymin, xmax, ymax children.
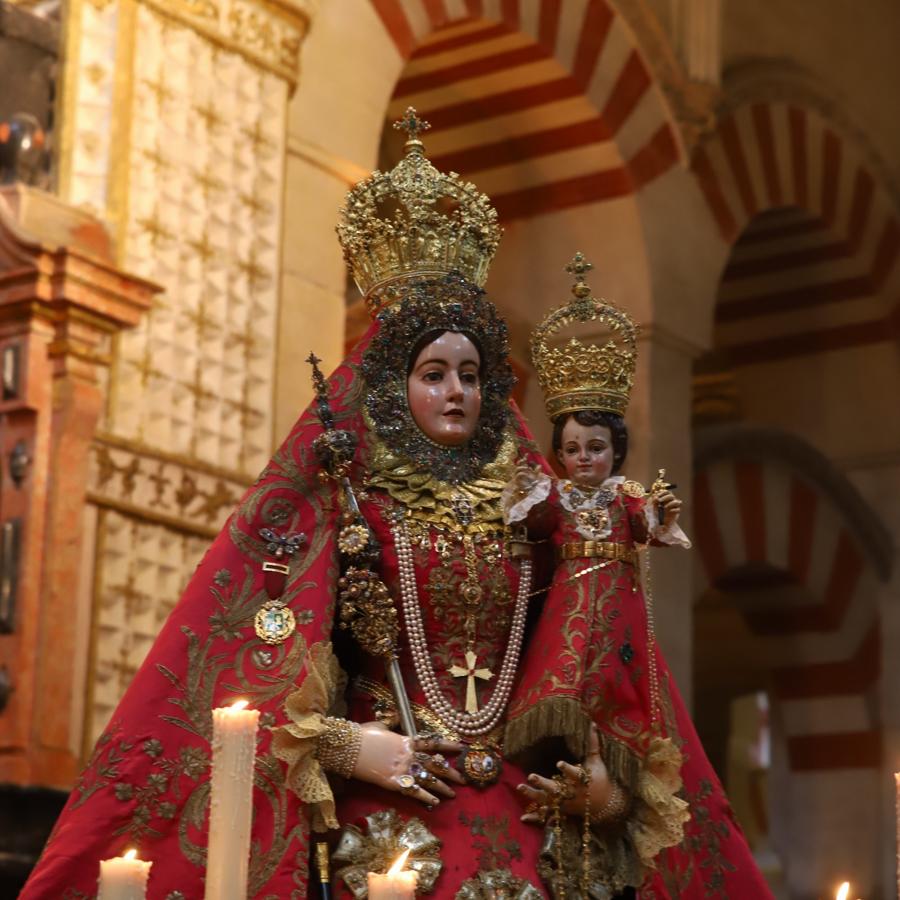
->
<box><xmin>316</xmin><ymin>717</ymin><xmax>362</xmax><ymax>778</ymax></box>
<box><xmin>592</xmin><ymin>781</ymin><xmax>629</xmax><ymax>824</ymax></box>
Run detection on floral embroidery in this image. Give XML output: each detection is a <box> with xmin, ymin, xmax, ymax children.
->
<box><xmin>682</xmin><ymin>779</ymin><xmax>737</xmax><ymax>897</ymax></box>
<box><xmin>458</xmin><ymin>812</ymin><xmax>522</xmax><ymax>871</ymax></box>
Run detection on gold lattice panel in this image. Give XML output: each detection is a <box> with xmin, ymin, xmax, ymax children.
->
<box><xmin>107</xmin><ymin>2</ymin><xmax>286</xmax><ymax>475</ymax></box>
<box><xmin>88</xmin><ymin>509</ymin><xmax>211</xmax><ymax>748</ymax></box>
<box><xmin>61</xmin><ymin>0</ymin><xmax>120</xmax><ymax>214</ymax></box>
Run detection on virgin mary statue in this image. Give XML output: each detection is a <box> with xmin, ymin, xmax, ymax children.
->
<box><xmin>21</xmin><ymin>109</ymin><xmax>772</xmax><ymax>899</ymax></box>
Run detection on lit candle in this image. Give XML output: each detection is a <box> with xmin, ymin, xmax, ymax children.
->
<box><xmin>204</xmin><ymin>699</ymin><xmax>260</xmax><ymax>900</ymax></box>
<box><xmin>367</xmin><ymin>849</ymin><xmax>418</xmax><ymax>900</ymax></box>
<box><xmin>98</xmin><ymin>848</ymin><xmax>151</xmax><ymax>900</ymax></box>
<box><xmin>835</xmin><ymin>882</ymin><xmax>849</xmax><ymax>900</ymax></box>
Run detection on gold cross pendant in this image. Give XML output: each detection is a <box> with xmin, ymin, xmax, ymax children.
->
<box><xmin>449</xmin><ymin>650</ymin><xmax>493</xmax><ymax>713</ymax></box>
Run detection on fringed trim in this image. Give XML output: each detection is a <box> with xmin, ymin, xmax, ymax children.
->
<box><xmin>503</xmin><ymin>696</ymin><xmax>592</xmax><ymax>759</ymax></box>
<box><xmin>598</xmin><ymin>732</ymin><xmax>641</xmax><ymax>798</ymax></box>
<box><xmin>626</xmin><ymin>736</ymin><xmax>691</xmax><ymax>872</ymax></box>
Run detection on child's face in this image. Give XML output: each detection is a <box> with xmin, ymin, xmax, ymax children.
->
<box><xmin>557</xmin><ymin>419</ymin><xmax>614</xmax><ymax>487</ymax></box>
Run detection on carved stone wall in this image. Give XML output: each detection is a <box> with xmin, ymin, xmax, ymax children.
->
<box><xmin>55</xmin><ymin>0</ymin><xmax>310</xmax><ymax>751</ymax></box>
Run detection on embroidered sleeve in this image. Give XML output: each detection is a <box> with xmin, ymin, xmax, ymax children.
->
<box><xmin>644</xmin><ymin>499</ymin><xmax>692</xmax><ymax>548</ymax></box>
<box><xmin>501</xmin><ymin>468</ymin><xmax>553</xmax><ymax>524</ymax></box>
<box><xmin>271</xmin><ymin>641</ymin><xmax>347</xmax><ymax>832</ymax></box>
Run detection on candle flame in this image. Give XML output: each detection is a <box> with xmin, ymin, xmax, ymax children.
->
<box><xmin>387</xmin><ymin>849</ymin><xmax>410</xmax><ymax>876</ymax></box>
<box><xmin>123</xmin><ymin>849</ymin><xmax>138</xmax><ymax>861</ymax></box>
<box><xmin>229</xmin><ymin>699</ymin><xmax>249</xmax><ymax>711</ymax></box>
<box><xmin>836</xmin><ymin>882</ymin><xmax>849</xmax><ymax>900</ymax></box>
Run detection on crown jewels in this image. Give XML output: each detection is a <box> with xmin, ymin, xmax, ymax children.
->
<box><xmin>336</xmin><ymin>107</ymin><xmax>502</xmax><ymax>315</ymax></box>
<box><xmin>530</xmin><ymin>252</ymin><xmax>638</xmax><ymax>420</ymax></box>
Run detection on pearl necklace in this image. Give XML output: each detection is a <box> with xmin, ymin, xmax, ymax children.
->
<box><xmin>392</xmin><ymin>521</ymin><xmax>532</xmax><ymax>738</ymax></box>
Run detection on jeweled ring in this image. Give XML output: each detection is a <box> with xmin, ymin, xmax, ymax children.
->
<box><xmin>409</xmin><ymin>762</ymin><xmax>436</xmax><ymax>786</ymax></box>
<box><xmin>416</xmin><ymin>731</ymin><xmax>443</xmax><ymax>750</ymax></box>
<box><xmin>429</xmin><ymin>753</ymin><xmax>450</xmax><ymax>772</ymax></box>
<box><xmin>396</xmin><ymin>774</ymin><xmax>418</xmax><ymax>796</ymax></box>
<box><xmin>553</xmin><ymin>775</ymin><xmax>575</xmax><ymax>800</ymax></box>
<box><xmin>577</xmin><ymin>765</ymin><xmax>591</xmax><ymax>785</ymax></box>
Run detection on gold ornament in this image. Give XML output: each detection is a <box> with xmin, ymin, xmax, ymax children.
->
<box><xmin>254</xmin><ymin>599</ymin><xmax>296</xmax><ymax>644</ymax></box>
<box><xmin>332</xmin><ymin>808</ymin><xmax>443</xmax><ymax>898</ymax></box>
<box><xmin>336</xmin><ymin>107</ymin><xmax>502</xmax><ymax>316</ymax></box>
<box><xmin>530</xmin><ymin>252</ymin><xmax>638</xmax><ymax>420</ymax></box>
<box><xmin>621</xmin><ymin>480</ymin><xmax>646</xmax><ymax>499</ymax></box>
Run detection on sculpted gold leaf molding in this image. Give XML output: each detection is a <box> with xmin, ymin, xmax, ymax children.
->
<box><xmin>135</xmin><ymin>0</ymin><xmax>311</xmax><ymax>87</ymax></box>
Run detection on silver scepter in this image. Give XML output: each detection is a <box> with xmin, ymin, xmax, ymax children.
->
<box><xmin>306</xmin><ymin>353</ymin><xmax>417</xmax><ymax>739</ymax></box>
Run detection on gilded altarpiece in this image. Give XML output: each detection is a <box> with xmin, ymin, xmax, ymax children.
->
<box><xmin>57</xmin><ymin>0</ymin><xmax>310</xmax><ymax>751</ymax></box>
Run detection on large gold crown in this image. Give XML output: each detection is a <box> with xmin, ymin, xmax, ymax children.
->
<box><xmin>336</xmin><ymin>108</ymin><xmax>502</xmax><ymax>315</ymax></box>
<box><xmin>531</xmin><ymin>253</ymin><xmax>638</xmax><ymax>420</ymax></box>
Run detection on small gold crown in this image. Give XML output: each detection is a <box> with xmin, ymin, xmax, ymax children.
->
<box><xmin>531</xmin><ymin>253</ymin><xmax>638</xmax><ymax>420</ymax></box>
<box><xmin>336</xmin><ymin>107</ymin><xmax>502</xmax><ymax>315</ymax></box>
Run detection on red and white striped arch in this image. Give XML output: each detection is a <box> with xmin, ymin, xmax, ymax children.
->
<box><xmin>692</xmin><ymin>102</ymin><xmax>900</xmax><ymax>365</ymax></box>
<box><xmin>371</xmin><ymin>0</ymin><xmax>681</xmax><ymax>220</ymax></box>
<box><xmin>693</xmin><ymin>431</ymin><xmax>890</xmax><ymax>772</ymax></box>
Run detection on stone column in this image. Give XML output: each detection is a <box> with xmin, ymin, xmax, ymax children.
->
<box><xmin>0</xmin><ymin>185</ymin><xmax>156</xmax><ymax>786</ymax></box>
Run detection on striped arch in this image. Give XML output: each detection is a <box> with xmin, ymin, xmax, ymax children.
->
<box><xmin>692</xmin><ymin>425</ymin><xmax>892</xmax><ymax>772</ymax></box>
<box><xmin>371</xmin><ymin>0</ymin><xmax>681</xmax><ymax>220</ymax></box>
<box><xmin>692</xmin><ymin>102</ymin><xmax>900</xmax><ymax>364</ymax></box>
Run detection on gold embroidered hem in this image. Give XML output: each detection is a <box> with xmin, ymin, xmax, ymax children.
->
<box><xmin>627</xmin><ymin>736</ymin><xmax>690</xmax><ymax>872</ymax></box>
<box><xmin>271</xmin><ymin>641</ymin><xmax>346</xmax><ymax>832</ymax></box>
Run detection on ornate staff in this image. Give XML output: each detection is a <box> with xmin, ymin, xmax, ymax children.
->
<box><xmin>306</xmin><ymin>353</ymin><xmax>418</xmax><ymax>739</ymax></box>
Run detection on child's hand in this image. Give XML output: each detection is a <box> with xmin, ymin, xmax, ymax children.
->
<box><xmin>655</xmin><ymin>489</ymin><xmax>682</xmax><ymax>527</ymax></box>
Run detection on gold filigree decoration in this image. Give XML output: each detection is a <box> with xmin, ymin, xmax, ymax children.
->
<box><xmin>531</xmin><ymin>252</ymin><xmax>638</xmax><ymax>419</ymax></box>
<box><xmin>331</xmin><ymin>809</ymin><xmax>443</xmax><ymax>898</ymax></box>
<box><xmin>337</xmin><ymin>107</ymin><xmax>502</xmax><ymax>314</ymax></box>
<box><xmin>364</xmin><ymin>417</ymin><xmax>517</xmax><ymax>531</ymax></box>
<box><xmin>455</xmin><ymin>869</ymin><xmax>543</xmax><ymax>900</ymax></box>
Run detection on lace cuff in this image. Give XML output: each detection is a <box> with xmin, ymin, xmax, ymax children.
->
<box><xmin>645</xmin><ymin>501</ymin><xmax>692</xmax><ymax>548</ymax></box>
<box><xmin>626</xmin><ymin>737</ymin><xmax>691</xmax><ymax>871</ymax></box>
<box><xmin>502</xmin><ymin>469</ymin><xmax>552</xmax><ymax>524</ymax></box>
<box><xmin>271</xmin><ymin>641</ymin><xmax>344</xmax><ymax>832</ymax></box>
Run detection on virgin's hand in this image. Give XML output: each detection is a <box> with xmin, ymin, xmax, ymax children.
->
<box><xmin>517</xmin><ymin>725</ymin><xmax>618</xmax><ymax>822</ymax></box>
<box><xmin>351</xmin><ymin>722</ymin><xmax>465</xmax><ymax>809</ymax></box>
<box><xmin>655</xmin><ymin>489</ymin><xmax>682</xmax><ymax>527</ymax></box>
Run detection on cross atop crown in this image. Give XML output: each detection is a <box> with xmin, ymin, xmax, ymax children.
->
<box><xmin>393</xmin><ymin>106</ymin><xmax>431</xmax><ymax>142</ymax></box>
<box><xmin>565</xmin><ymin>251</ymin><xmax>593</xmax><ymax>282</ymax></box>
<box><xmin>565</xmin><ymin>252</ymin><xmax>594</xmax><ymax>299</ymax></box>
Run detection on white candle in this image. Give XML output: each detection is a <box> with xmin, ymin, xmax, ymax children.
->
<box><xmin>204</xmin><ymin>699</ymin><xmax>260</xmax><ymax>900</ymax></box>
<box><xmin>98</xmin><ymin>848</ymin><xmax>151</xmax><ymax>900</ymax></box>
<box><xmin>368</xmin><ymin>849</ymin><xmax>417</xmax><ymax>900</ymax></box>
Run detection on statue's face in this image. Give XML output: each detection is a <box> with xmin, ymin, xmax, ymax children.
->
<box><xmin>407</xmin><ymin>331</ymin><xmax>482</xmax><ymax>447</ymax></box>
<box><xmin>556</xmin><ymin>418</ymin><xmax>614</xmax><ymax>487</ymax></box>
